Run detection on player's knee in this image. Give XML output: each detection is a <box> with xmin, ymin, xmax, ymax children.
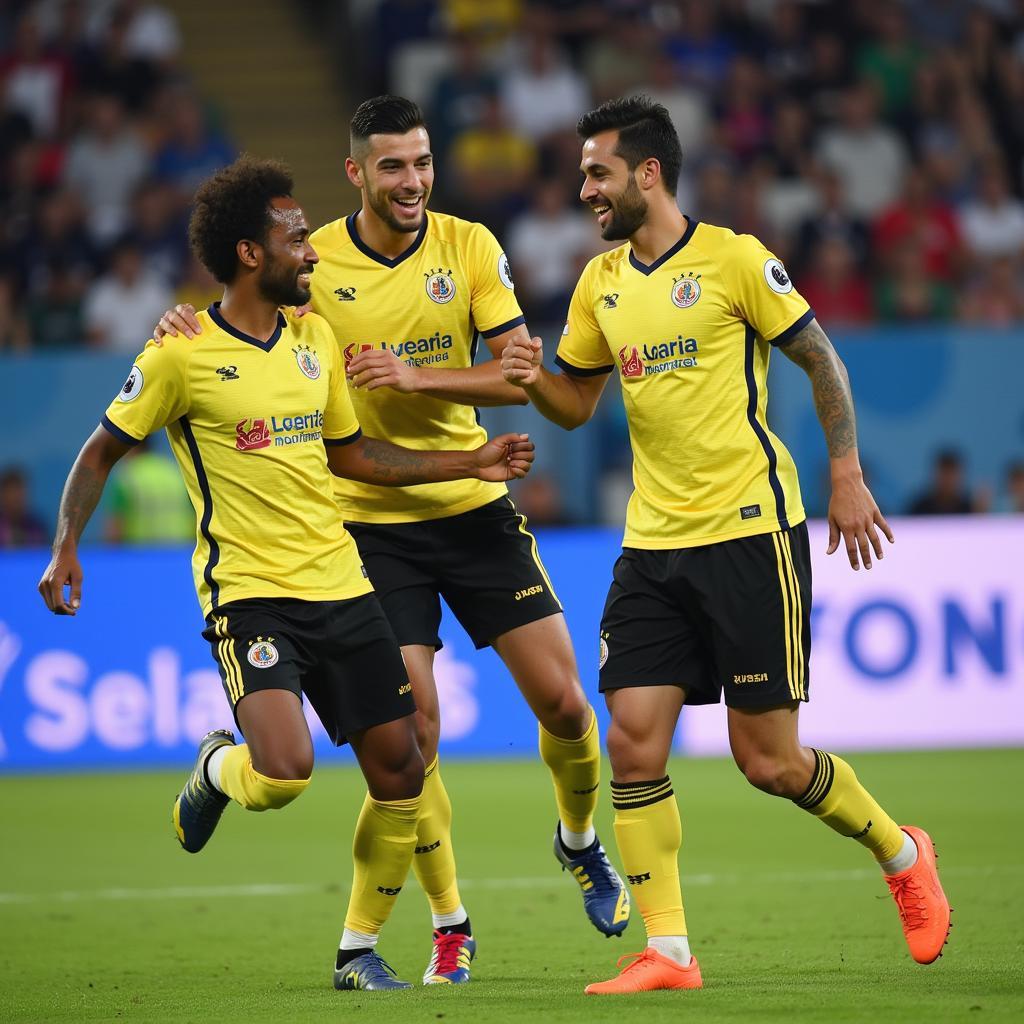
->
<box><xmin>738</xmin><ymin>754</ymin><xmax>801</xmax><ymax>797</ymax></box>
<box><xmin>251</xmin><ymin>748</ymin><xmax>314</xmax><ymax>787</ymax></box>
<box><xmin>374</xmin><ymin>744</ymin><xmax>426</xmax><ymax>801</ymax></box>
<box><xmin>606</xmin><ymin>720</ymin><xmax>658</xmax><ymax>780</ymax></box>
<box><xmin>243</xmin><ymin>769</ymin><xmax>311</xmax><ymax>811</ymax></box>
<box><xmin>536</xmin><ymin>680</ymin><xmax>590</xmax><ymax>738</ymax></box>
<box><xmin>413</xmin><ymin>707</ymin><xmax>440</xmax><ymax>762</ymax></box>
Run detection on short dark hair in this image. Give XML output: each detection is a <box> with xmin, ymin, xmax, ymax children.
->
<box><xmin>350</xmin><ymin>94</ymin><xmax>425</xmax><ymax>157</ymax></box>
<box><xmin>188</xmin><ymin>155</ymin><xmax>294</xmax><ymax>284</ymax></box>
<box><xmin>577</xmin><ymin>96</ymin><xmax>683</xmax><ymax>194</ymax></box>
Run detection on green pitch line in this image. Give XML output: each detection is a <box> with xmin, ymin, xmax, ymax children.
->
<box><xmin>1</xmin><ymin>749</ymin><xmax>1022</xmax><ymax>1023</ymax></box>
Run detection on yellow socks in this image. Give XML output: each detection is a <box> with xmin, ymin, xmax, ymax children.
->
<box><xmin>539</xmin><ymin>707</ymin><xmax>600</xmax><ymax>834</ymax></box>
<box><xmin>411</xmin><ymin>755</ymin><xmax>463</xmax><ymax>918</ymax></box>
<box><xmin>611</xmin><ymin>777</ymin><xmax>687</xmax><ymax>937</ymax></box>
<box><xmin>344</xmin><ymin>793</ymin><xmax>421</xmax><ymax>936</ymax></box>
<box><xmin>794</xmin><ymin>749</ymin><xmax>905</xmax><ymax>863</ymax></box>
<box><xmin>217</xmin><ymin>743</ymin><xmax>309</xmax><ymax>810</ymax></box>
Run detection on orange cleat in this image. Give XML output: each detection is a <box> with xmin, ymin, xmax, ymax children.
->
<box><xmin>884</xmin><ymin>826</ymin><xmax>951</xmax><ymax>965</ymax></box>
<box><xmin>584</xmin><ymin>949</ymin><xmax>703</xmax><ymax>995</ymax></box>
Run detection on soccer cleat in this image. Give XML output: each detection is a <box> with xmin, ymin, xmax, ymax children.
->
<box><xmin>422</xmin><ymin>930</ymin><xmax>476</xmax><ymax>984</ymax></box>
<box><xmin>884</xmin><ymin>825</ymin><xmax>951</xmax><ymax>965</ymax></box>
<box><xmin>334</xmin><ymin>951</ymin><xmax>412</xmax><ymax>991</ymax></box>
<box><xmin>585</xmin><ymin>949</ymin><xmax>703</xmax><ymax>994</ymax></box>
<box><xmin>554</xmin><ymin>825</ymin><xmax>631</xmax><ymax>937</ymax></box>
<box><xmin>172</xmin><ymin>729</ymin><xmax>235</xmax><ymax>853</ymax></box>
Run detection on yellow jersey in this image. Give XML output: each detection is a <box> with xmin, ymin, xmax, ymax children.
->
<box><xmin>102</xmin><ymin>304</ymin><xmax>372</xmax><ymax>616</ymax></box>
<box><xmin>556</xmin><ymin>219</ymin><xmax>812</xmax><ymax>549</ymax></box>
<box><xmin>309</xmin><ymin>210</ymin><xmax>524</xmax><ymax>523</ymax></box>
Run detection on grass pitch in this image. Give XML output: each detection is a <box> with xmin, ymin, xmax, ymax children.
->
<box><xmin>1</xmin><ymin>748</ymin><xmax>1022</xmax><ymax>1023</ymax></box>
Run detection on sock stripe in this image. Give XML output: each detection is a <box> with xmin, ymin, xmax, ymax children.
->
<box><xmin>795</xmin><ymin>748</ymin><xmax>835</xmax><ymax>809</ymax></box>
<box><xmin>611</xmin><ymin>777</ymin><xmax>674</xmax><ymax>810</ymax></box>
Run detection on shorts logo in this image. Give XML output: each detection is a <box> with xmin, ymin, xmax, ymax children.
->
<box><xmin>398</xmin><ymin>682</ymin><xmax>412</xmax><ymax>695</ymax></box>
<box><xmin>236</xmin><ymin>418</ymin><xmax>271</xmax><ymax>451</ymax></box>
<box><xmin>293</xmin><ymin>344</ymin><xmax>320</xmax><ymax>379</ymax></box>
<box><xmin>740</xmin><ymin>504</ymin><xmax>762</xmax><ymax>520</ymax></box>
<box><xmin>763</xmin><ymin>258</ymin><xmax>793</xmax><ymax>294</ymax></box>
<box><xmin>733</xmin><ymin>672</ymin><xmax>768</xmax><ymax>684</ymax></box>
<box><xmin>425</xmin><ymin>268</ymin><xmax>456</xmax><ymax>303</ymax></box>
<box><xmin>247</xmin><ymin>639</ymin><xmax>279</xmax><ymax>668</ymax></box>
<box><xmin>599</xmin><ymin>634</ymin><xmax>609</xmax><ymax>669</ymax></box>
<box><xmin>671</xmin><ymin>273</ymin><xmax>701</xmax><ymax>308</ymax></box>
<box><xmin>514</xmin><ymin>585</ymin><xmax>543</xmax><ymax>601</ymax></box>
<box><xmin>498</xmin><ymin>252</ymin><xmax>514</xmax><ymax>289</ymax></box>
<box><xmin>626</xmin><ymin>872</ymin><xmax>651</xmax><ymax>886</ymax></box>
<box><xmin>618</xmin><ymin>345</ymin><xmax>644</xmax><ymax>378</ymax></box>
<box><xmin>117</xmin><ymin>365</ymin><xmax>144</xmax><ymax>402</ymax></box>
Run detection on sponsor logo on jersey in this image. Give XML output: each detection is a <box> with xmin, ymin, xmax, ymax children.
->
<box><xmin>342</xmin><ymin>342</ymin><xmax>374</xmax><ymax>370</ymax></box>
<box><xmin>344</xmin><ymin>333</ymin><xmax>455</xmax><ymax>369</ymax></box>
<box><xmin>247</xmin><ymin>638</ymin><xmax>279</xmax><ymax>668</ymax></box>
<box><xmin>763</xmin><ymin>258</ymin><xmax>793</xmax><ymax>294</ymax></box>
<box><xmin>671</xmin><ymin>272</ymin><xmax>701</xmax><ymax>308</ymax></box>
<box><xmin>498</xmin><ymin>252</ymin><xmax>514</xmax><ymax>289</ymax></box>
<box><xmin>216</xmin><ymin>365</ymin><xmax>239</xmax><ymax>381</ymax></box>
<box><xmin>424</xmin><ymin>267</ymin><xmax>456</xmax><ymax>303</ymax></box>
<box><xmin>236</xmin><ymin>418</ymin><xmax>271</xmax><ymax>451</ymax></box>
<box><xmin>618</xmin><ymin>345</ymin><xmax>645</xmax><ymax>378</ymax></box>
<box><xmin>602</xmin><ymin>293</ymin><xmax>619</xmax><ymax>309</ymax></box>
<box><xmin>334</xmin><ymin>286</ymin><xmax>357</xmax><ymax>301</ymax></box>
<box><xmin>293</xmin><ymin>344</ymin><xmax>321</xmax><ymax>380</ymax></box>
<box><xmin>117</xmin><ymin>365</ymin><xmax>144</xmax><ymax>402</ymax></box>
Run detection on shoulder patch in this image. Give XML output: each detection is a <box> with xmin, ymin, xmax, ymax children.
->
<box><xmin>763</xmin><ymin>258</ymin><xmax>793</xmax><ymax>294</ymax></box>
<box><xmin>117</xmin><ymin>364</ymin><xmax>144</xmax><ymax>402</ymax></box>
<box><xmin>498</xmin><ymin>252</ymin><xmax>514</xmax><ymax>289</ymax></box>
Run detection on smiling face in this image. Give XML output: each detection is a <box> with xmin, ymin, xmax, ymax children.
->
<box><xmin>348</xmin><ymin>127</ymin><xmax>434</xmax><ymax>234</ymax></box>
<box><xmin>579</xmin><ymin>130</ymin><xmax>649</xmax><ymax>241</ymax></box>
<box><xmin>256</xmin><ymin>196</ymin><xmax>318</xmax><ymax>307</ymax></box>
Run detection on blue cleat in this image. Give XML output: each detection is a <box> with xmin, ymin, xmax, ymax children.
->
<box><xmin>554</xmin><ymin>825</ymin><xmax>631</xmax><ymax>937</ymax></box>
<box><xmin>334</xmin><ymin>951</ymin><xmax>413</xmax><ymax>991</ymax></box>
<box><xmin>423</xmin><ymin>930</ymin><xmax>476</xmax><ymax>984</ymax></box>
<box><xmin>172</xmin><ymin>729</ymin><xmax>235</xmax><ymax>853</ymax></box>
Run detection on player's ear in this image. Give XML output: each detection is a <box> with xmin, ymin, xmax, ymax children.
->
<box><xmin>638</xmin><ymin>158</ymin><xmax>661</xmax><ymax>192</ymax></box>
<box><xmin>236</xmin><ymin>238</ymin><xmax>261</xmax><ymax>270</ymax></box>
<box><xmin>344</xmin><ymin>157</ymin><xmax>363</xmax><ymax>189</ymax></box>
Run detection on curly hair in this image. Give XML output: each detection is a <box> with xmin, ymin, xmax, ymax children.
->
<box><xmin>188</xmin><ymin>155</ymin><xmax>294</xmax><ymax>283</ymax></box>
<box><xmin>577</xmin><ymin>96</ymin><xmax>683</xmax><ymax>195</ymax></box>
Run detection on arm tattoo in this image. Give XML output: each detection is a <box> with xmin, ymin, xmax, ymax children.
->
<box><xmin>779</xmin><ymin>319</ymin><xmax>857</xmax><ymax>459</ymax></box>
<box><xmin>55</xmin><ymin>461</ymin><xmax>105</xmax><ymax>545</ymax></box>
<box><xmin>355</xmin><ymin>437</ymin><xmax>465</xmax><ymax>484</ymax></box>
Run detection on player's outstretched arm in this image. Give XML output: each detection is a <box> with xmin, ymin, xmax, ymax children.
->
<box><xmin>779</xmin><ymin>317</ymin><xmax>894</xmax><ymax>570</ymax></box>
<box><xmin>346</xmin><ymin>324</ymin><xmax>531</xmax><ymax>407</ymax></box>
<box><xmin>38</xmin><ymin>426</ymin><xmax>134</xmax><ymax>615</ymax></box>
<box><xmin>327</xmin><ymin>433</ymin><xmax>534</xmax><ymax>486</ymax></box>
<box><xmin>501</xmin><ymin>334</ymin><xmax>606</xmax><ymax>430</ymax></box>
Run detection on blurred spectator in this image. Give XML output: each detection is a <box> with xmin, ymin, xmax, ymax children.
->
<box><xmin>582</xmin><ymin>8</ymin><xmax>655</xmax><ymax>102</ymax></box>
<box><xmin>128</xmin><ymin>178</ymin><xmax>189</xmax><ymax>285</ymax></box>
<box><xmin>105</xmin><ymin>438</ymin><xmax>193</xmax><ymax>545</ymax></box>
<box><xmin>793</xmin><ymin>169</ymin><xmax>870</xmax><ymax>275</ymax></box>
<box><xmin>500</xmin><ymin>23</ymin><xmax>589</xmax><ymax>141</ymax></box>
<box><xmin>994</xmin><ymin>460</ymin><xmax>1024</xmax><ymax>514</ymax></box>
<box><xmin>761</xmin><ymin>0</ymin><xmax>811</xmax><ymax>90</ymax></box>
<box><xmin>798</xmin><ymin>237</ymin><xmax>873</xmax><ymax>328</ymax></box>
<box><xmin>873</xmin><ymin>240</ymin><xmax>953</xmax><ymax>322</ymax></box>
<box><xmin>174</xmin><ymin>251</ymin><xmax>220</xmax><ymax>312</ymax></box>
<box><xmin>153</xmin><ymin>89</ymin><xmax>235</xmax><ymax>202</ymax></box>
<box><xmin>856</xmin><ymin>5</ymin><xmax>924</xmax><ymax>122</ymax></box>
<box><xmin>83</xmin><ymin>236</ymin><xmax>173</xmax><ymax>352</ymax></box>
<box><xmin>25</xmin><ymin>258</ymin><xmax>85</xmax><ymax>347</ymax></box>
<box><xmin>25</xmin><ymin>188</ymin><xmax>98</xmax><ymax>297</ymax></box>
<box><xmin>692</xmin><ymin>155</ymin><xmax>737</xmax><ymax>229</ymax></box>
<box><xmin>425</xmin><ymin>32</ymin><xmax>499</xmax><ymax>162</ymax></box>
<box><xmin>632</xmin><ymin>53</ymin><xmax>708</xmax><ymax>159</ymax></box>
<box><xmin>872</xmin><ymin>166</ymin><xmax>962</xmax><ymax>281</ymax></box>
<box><xmin>714</xmin><ymin>54</ymin><xmax>771</xmax><ymax>163</ymax></box>
<box><xmin>62</xmin><ymin>91</ymin><xmax>148</xmax><ymax>244</ymax></box>
<box><xmin>77</xmin><ymin>3</ymin><xmax>161</xmax><ymax>112</ymax></box>
<box><xmin>364</xmin><ymin>0</ymin><xmax>439</xmax><ymax>95</ymax></box>
<box><xmin>958</xmin><ymin>256</ymin><xmax>1024</xmax><ymax>326</ymax></box>
<box><xmin>664</xmin><ymin>0</ymin><xmax>737</xmax><ymax>91</ymax></box>
<box><xmin>506</xmin><ymin>178</ymin><xmax>594</xmax><ymax>322</ymax></box>
<box><xmin>0</xmin><ymin>272</ymin><xmax>28</xmax><ymax>350</ymax></box>
<box><xmin>509</xmin><ymin>472</ymin><xmax>573</xmax><ymax>526</ymax></box>
<box><xmin>957</xmin><ymin>158</ymin><xmax>1024</xmax><ymax>259</ymax></box>
<box><xmin>112</xmin><ymin>0</ymin><xmax>181</xmax><ymax>65</ymax></box>
<box><xmin>0</xmin><ymin>9</ymin><xmax>72</xmax><ymax>139</ymax></box>
<box><xmin>905</xmin><ymin>449</ymin><xmax>975</xmax><ymax>515</ymax></box>
<box><xmin>793</xmin><ymin>31</ymin><xmax>853</xmax><ymax>126</ymax></box>
<box><xmin>0</xmin><ymin>466</ymin><xmax>47</xmax><ymax>547</ymax></box>
<box><xmin>758</xmin><ymin>98</ymin><xmax>820</xmax><ymax>237</ymax></box>
<box><xmin>816</xmin><ymin>81</ymin><xmax>909</xmax><ymax>219</ymax></box>
<box><xmin>444</xmin><ymin>0</ymin><xmax>521</xmax><ymax>42</ymax></box>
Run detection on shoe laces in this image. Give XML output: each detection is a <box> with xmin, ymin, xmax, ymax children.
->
<box><xmin>358</xmin><ymin>951</ymin><xmax>399</xmax><ymax>981</ymax></box>
<box><xmin>886</xmin><ymin>873</ymin><xmax>929</xmax><ymax>930</ymax></box>
<box><xmin>615</xmin><ymin>950</ymin><xmax>658</xmax><ymax>973</ymax></box>
<box><xmin>431</xmin><ymin>931</ymin><xmax>469</xmax><ymax>976</ymax></box>
<box><xmin>574</xmin><ymin>844</ymin><xmax>621</xmax><ymax>895</ymax></box>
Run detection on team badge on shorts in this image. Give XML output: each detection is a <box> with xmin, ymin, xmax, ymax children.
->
<box><xmin>425</xmin><ymin>268</ymin><xmax>456</xmax><ymax>303</ymax></box>
<box><xmin>293</xmin><ymin>344</ymin><xmax>321</xmax><ymax>379</ymax></box>
<box><xmin>599</xmin><ymin>633</ymin><xmax>610</xmax><ymax>668</ymax></box>
<box><xmin>671</xmin><ymin>273</ymin><xmax>701</xmax><ymax>308</ymax></box>
<box><xmin>247</xmin><ymin>638</ymin><xmax>279</xmax><ymax>668</ymax></box>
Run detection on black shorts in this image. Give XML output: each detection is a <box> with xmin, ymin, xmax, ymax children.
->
<box><xmin>598</xmin><ymin>523</ymin><xmax>812</xmax><ymax>708</ymax></box>
<box><xmin>345</xmin><ymin>496</ymin><xmax>563</xmax><ymax>650</ymax></box>
<box><xmin>202</xmin><ymin>594</ymin><xmax>415</xmax><ymax>745</ymax></box>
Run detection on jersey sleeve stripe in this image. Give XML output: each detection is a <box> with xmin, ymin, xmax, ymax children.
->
<box><xmin>100</xmin><ymin>415</ymin><xmax>143</xmax><ymax>446</ymax></box>
<box><xmin>479</xmin><ymin>315</ymin><xmax>526</xmax><ymax>339</ymax></box>
<box><xmin>743</xmin><ymin>325</ymin><xmax>789</xmax><ymax>529</ymax></box>
<box><xmin>178</xmin><ymin>415</ymin><xmax>221</xmax><ymax>611</ymax></box>
<box><xmin>554</xmin><ymin>355</ymin><xmax>614</xmax><ymax>377</ymax></box>
<box><xmin>323</xmin><ymin>427</ymin><xmax>363</xmax><ymax>447</ymax></box>
<box><xmin>766</xmin><ymin>308</ymin><xmax>814</xmax><ymax>347</ymax></box>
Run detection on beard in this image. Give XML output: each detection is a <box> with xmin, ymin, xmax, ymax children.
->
<box><xmin>600</xmin><ymin>176</ymin><xmax>648</xmax><ymax>240</ymax></box>
<box><xmin>258</xmin><ymin>263</ymin><xmax>313</xmax><ymax>308</ymax></box>
<box><xmin>368</xmin><ymin>184</ymin><xmax>429</xmax><ymax>234</ymax></box>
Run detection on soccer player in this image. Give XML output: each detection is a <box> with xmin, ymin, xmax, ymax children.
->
<box><xmin>501</xmin><ymin>96</ymin><xmax>951</xmax><ymax>994</ymax></box>
<box><xmin>37</xmin><ymin>156</ymin><xmax>535</xmax><ymax>992</ymax></box>
<box><xmin>154</xmin><ymin>95</ymin><xmax>630</xmax><ymax>983</ymax></box>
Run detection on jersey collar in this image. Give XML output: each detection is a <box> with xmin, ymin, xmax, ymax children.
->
<box><xmin>346</xmin><ymin>211</ymin><xmax>429</xmax><ymax>268</ymax></box>
<box><xmin>207</xmin><ymin>302</ymin><xmax>286</xmax><ymax>352</ymax></box>
<box><xmin>628</xmin><ymin>216</ymin><xmax>699</xmax><ymax>276</ymax></box>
